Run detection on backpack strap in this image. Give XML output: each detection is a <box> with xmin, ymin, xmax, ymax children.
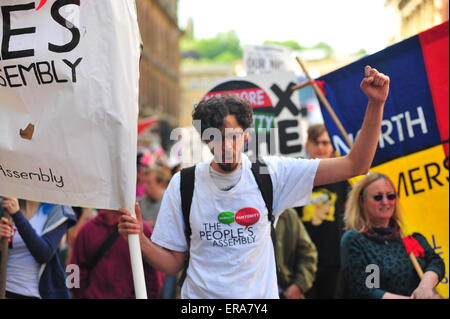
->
<box><xmin>180</xmin><ymin>166</ymin><xmax>196</xmax><ymax>245</ymax></box>
<box><xmin>178</xmin><ymin>166</ymin><xmax>196</xmax><ymax>287</ymax></box>
<box><xmin>251</xmin><ymin>159</ymin><xmax>280</xmax><ymax>274</ymax></box>
<box><xmin>86</xmin><ymin>227</ymin><xmax>119</xmax><ymax>271</ymax></box>
<box><xmin>250</xmin><ymin>160</ymin><xmax>274</xmax><ymax>223</ymax></box>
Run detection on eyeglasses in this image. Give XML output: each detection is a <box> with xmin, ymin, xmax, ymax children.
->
<box><xmin>372</xmin><ymin>193</ymin><xmax>397</xmax><ymax>201</ymax></box>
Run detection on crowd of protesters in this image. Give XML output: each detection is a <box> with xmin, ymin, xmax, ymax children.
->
<box><xmin>0</xmin><ymin>126</ymin><xmax>445</xmax><ymax>299</ymax></box>
<box><xmin>0</xmin><ymin>66</ymin><xmax>445</xmax><ymax>299</ymax></box>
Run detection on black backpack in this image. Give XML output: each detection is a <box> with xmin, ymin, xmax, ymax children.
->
<box><xmin>178</xmin><ymin>159</ymin><xmax>278</xmax><ymax>285</ymax></box>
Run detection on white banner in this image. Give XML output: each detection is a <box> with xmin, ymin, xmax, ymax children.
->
<box><xmin>0</xmin><ymin>0</ymin><xmax>141</xmax><ymax>210</ymax></box>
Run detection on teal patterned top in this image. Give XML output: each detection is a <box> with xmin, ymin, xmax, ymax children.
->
<box><xmin>340</xmin><ymin>230</ymin><xmax>445</xmax><ymax>299</ymax></box>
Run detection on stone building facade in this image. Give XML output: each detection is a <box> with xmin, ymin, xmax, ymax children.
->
<box><xmin>136</xmin><ymin>0</ymin><xmax>181</xmax><ymax>122</ymax></box>
<box><xmin>385</xmin><ymin>0</ymin><xmax>449</xmax><ymax>44</ymax></box>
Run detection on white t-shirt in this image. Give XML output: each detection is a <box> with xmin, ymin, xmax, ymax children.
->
<box><xmin>151</xmin><ymin>154</ymin><xmax>320</xmax><ymax>299</ymax></box>
<box><xmin>6</xmin><ymin>206</ymin><xmax>48</xmax><ymax>298</ymax></box>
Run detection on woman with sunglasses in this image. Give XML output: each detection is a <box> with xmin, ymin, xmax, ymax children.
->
<box><xmin>340</xmin><ymin>173</ymin><xmax>444</xmax><ymax>299</ymax></box>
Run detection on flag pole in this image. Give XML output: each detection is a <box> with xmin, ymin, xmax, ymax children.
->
<box><xmin>128</xmin><ymin>207</ymin><xmax>148</xmax><ymax>299</ymax></box>
<box><xmin>401</xmin><ymin>231</ymin><xmax>425</xmax><ymax>280</ymax></box>
<box><xmin>400</xmin><ymin>232</ymin><xmax>443</xmax><ymax>298</ymax></box>
<box><xmin>409</xmin><ymin>252</ymin><xmax>424</xmax><ymax>279</ymax></box>
<box><xmin>0</xmin><ymin>214</ymin><xmax>10</xmax><ymax>299</ymax></box>
<box><xmin>294</xmin><ymin>56</ymin><xmax>354</xmax><ymax>148</ymax></box>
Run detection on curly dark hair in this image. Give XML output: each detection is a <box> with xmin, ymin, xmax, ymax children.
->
<box><xmin>192</xmin><ymin>95</ymin><xmax>254</xmax><ymax>138</ymax></box>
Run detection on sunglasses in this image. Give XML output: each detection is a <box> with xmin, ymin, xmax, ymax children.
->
<box><xmin>372</xmin><ymin>193</ymin><xmax>397</xmax><ymax>201</ymax></box>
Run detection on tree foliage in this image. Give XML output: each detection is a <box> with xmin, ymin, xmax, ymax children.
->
<box><xmin>263</xmin><ymin>40</ymin><xmax>304</xmax><ymax>50</ymax></box>
<box><xmin>180</xmin><ymin>31</ymin><xmax>361</xmax><ymax>63</ymax></box>
<box><xmin>181</xmin><ymin>30</ymin><xmax>243</xmax><ymax>62</ymax></box>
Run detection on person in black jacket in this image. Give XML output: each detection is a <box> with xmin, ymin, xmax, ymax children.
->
<box><xmin>298</xmin><ymin>124</ymin><xmax>350</xmax><ymax>299</ymax></box>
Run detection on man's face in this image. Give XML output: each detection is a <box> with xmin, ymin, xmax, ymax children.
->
<box><xmin>306</xmin><ymin>131</ymin><xmax>334</xmax><ymax>159</ymax></box>
<box><xmin>208</xmin><ymin>114</ymin><xmax>248</xmax><ymax>172</ymax></box>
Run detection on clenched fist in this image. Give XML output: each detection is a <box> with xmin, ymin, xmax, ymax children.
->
<box><xmin>360</xmin><ymin>65</ymin><xmax>390</xmax><ymax>104</ymax></box>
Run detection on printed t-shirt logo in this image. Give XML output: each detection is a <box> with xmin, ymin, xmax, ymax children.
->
<box><xmin>199</xmin><ymin>208</ymin><xmax>261</xmax><ymax>247</ymax></box>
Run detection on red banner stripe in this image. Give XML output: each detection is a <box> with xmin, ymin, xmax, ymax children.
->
<box><xmin>419</xmin><ymin>21</ymin><xmax>449</xmax><ymax>155</ymax></box>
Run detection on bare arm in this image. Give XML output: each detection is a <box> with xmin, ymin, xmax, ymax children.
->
<box><xmin>314</xmin><ymin>66</ymin><xmax>390</xmax><ymax>186</ymax></box>
<box><xmin>138</xmin><ymin>235</ymin><xmax>187</xmax><ymax>276</ymax></box>
<box><xmin>118</xmin><ymin>203</ymin><xmax>187</xmax><ymax>276</ymax></box>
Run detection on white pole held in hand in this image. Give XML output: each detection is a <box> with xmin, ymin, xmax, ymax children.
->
<box><xmin>128</xmin><ymin>207</ymin><xmax>147</xmax><ymax>299</ymax></box>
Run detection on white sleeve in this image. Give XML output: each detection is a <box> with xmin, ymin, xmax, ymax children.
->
<box><xmin>263</xmin><ymin>156</ymin><xmax>320</xmax><ymax>216</ymax></box>
<box><xmin>150</xmin><ymin>172</ymin><xmax>188</xmax><ymax>252</ymax></box>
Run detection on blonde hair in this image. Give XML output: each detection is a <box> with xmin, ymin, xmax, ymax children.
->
<box><xmin>344</xmin><ymin>173</ymin><xmax>404</xmax><ymax>232</ymax></box>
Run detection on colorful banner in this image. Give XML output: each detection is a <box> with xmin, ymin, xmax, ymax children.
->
<box><xmin>0</xmin><ymin>0</ymin><xmax>141</xmax><ymax>210</ymax></box>
<box><xmin>317</xmin><ymin>21</ymin><xmax>449</xmax><ymax>297</ymax></box>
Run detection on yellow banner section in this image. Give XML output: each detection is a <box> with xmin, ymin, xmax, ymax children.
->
<box><xmin>352</xmin><ymin>145</ymin><xmax>449</xmax><ymax>297</ymax></box>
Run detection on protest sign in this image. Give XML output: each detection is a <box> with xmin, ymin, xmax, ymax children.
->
<box><xmin>243</xmin><ymin>44</ymin><xmax>295</xmax><ymax>75</ymax></box>
<box><xmin>202</xmin><ymin>71</ymin><xmax>307</xmax><ymax>160</ymax></box>
<box><xmin>0</xmin><ymin>0</ymin><xmax>141</xmax><ymax>211</ymax></box>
